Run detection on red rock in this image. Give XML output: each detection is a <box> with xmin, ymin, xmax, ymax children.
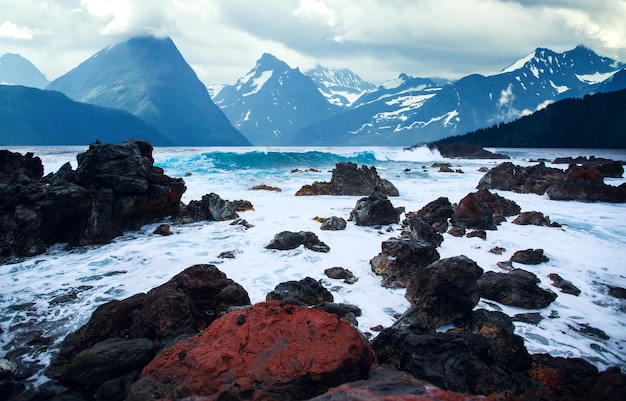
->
<box><xmin>138</xmin><ymin>301</ymin><xmax>375</xmax><ymax>400</ymax></box>
<box><xmin>566</xmin><ymin>165</ymin><xmax>603</xmax><ymax>183</ymax></box>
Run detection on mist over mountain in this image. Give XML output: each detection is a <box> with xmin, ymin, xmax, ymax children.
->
<box><xmin>47</xmin><ymin>36</ymin><xmax>249</xmax><ymax>146</ymax></box>
<box><xmin>0</xmin><ymin>85</ymin><xmax>167</xmax><ymax>146</ymax></box>
<box><xmin>435</xmin><ymin>88</ymin><xmax>626</xmax><ymax>148</ymax></box>
<box><xmin>0</xmin><ymin>53</ymin><xmax>50</xmax><ymax>89</ymax></box>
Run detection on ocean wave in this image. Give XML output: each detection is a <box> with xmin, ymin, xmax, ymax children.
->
<box><xmin>154</xmin><ymin>146</ymin><xmax>443</xmax><ymax>174</ymax></box>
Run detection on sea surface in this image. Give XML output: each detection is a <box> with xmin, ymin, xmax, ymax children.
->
<box><xmin>1</xmin><ymin>145</ymin><xmax>626</xmax><ymax>387</ymax></box>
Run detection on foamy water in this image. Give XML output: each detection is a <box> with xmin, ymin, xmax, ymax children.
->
<box><xmin>1</xmin><ymin>146</ymin><xmax>625</xmax><ymax>387</ymax></box>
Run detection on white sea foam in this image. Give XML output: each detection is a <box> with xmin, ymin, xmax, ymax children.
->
<box><xmin>1</xmin><ymin>146</ymin><xmax>625</xmax><ymax>388</ymax></box>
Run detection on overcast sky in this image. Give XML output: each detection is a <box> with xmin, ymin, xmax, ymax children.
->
<box><xmin>1</xmin><ymin>0</ymin><xmax>625</xmax><ymax>86</ymax></box>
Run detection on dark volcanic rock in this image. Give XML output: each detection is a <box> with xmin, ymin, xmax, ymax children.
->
<box><xmin>371</xmin><ymin>309</ymin><xmax>532</xmax><ymax>395</ymax></box>
<box><xmin>133</xmin><ymin>301</ymin><xmax>375</xmax><ymax>401</ymax></box>
<box><xmin>430</xmin><ymin>143</ymin><xmax>510</xmax><ymax>160</ymax></box>
<box><xmin>451</xmin><ymin>189</ymin><xmax>520</xmax><ymax>230</ymax></box>
<box><xmin>510</xmin><ymin>248</ymin><xmax>549</xmax><ymax>265</ymax></box>
<box><xmin>403</xmin><ymin>216</ymin><xmax>444</xmax><ymax>247</ymax></box>
<box><xmin>48</xmin><ymin>265</ymin><xmax>251</xmax><ymax>380</ymax></box>
<box><xmin>350</xmin><ymin>192</ymin><xmax>403</xmax><ymax>226</ymax></box>
<box><xmin>546</xmin><ymin>165</ymin><xmax>626</xmax><ymax>202</ymax></box>
<box><xmin>548</xmin><ymin>273</ymin><xmax>581</xmax><ymax>296</ymax></box>
<box><xmin>56</xmin><ymin>338</ymin><xmax>154</xmax><ymax>390</ymax></box>
<box><xmin>369</xmin><ymin>238</ymin><xmax>440</xmax><ymax>288</ymax></box>
<box><xmin>0</xmin><ymin>140</ymin><xmax>186</xmax><ymax>261</ymax></box>
<box><xmin>409</xmin><ymin>197</ymin><xmax>455</xmax><ymax>233</ymax></box>
<box><xmin>178</xmin><ymin>192</ymin><xmax>238</xmax><ymax>222</ymax></box>
<box><xmin>405</xmin><ymin>256</ymin><xmax>483</xmax><ymax>327</ymax></box>
<box><xmin>266</xmin><ymin>277</ymin><xmax>333</xmax><ymax>306</ymax></box>
<box><xmin>307</xmin><ymin>364</ymin><xmax>495</xmax><ymax>401</ymax></box>
<box><xmin>324</xmin><ymin>267</ymin><xmax>357</xmax><ymax>284</ymax></box>
<box><xmin>295</xmin><ymin>162</ymin><xmax>399</xmax><ymax>196</ymax></box>
<box><xmin>552</xmin><ymin>156</ymin><xmax>625</xmax><ymax>178</ymax></box>
<box><xmin>319</xmin><ymin>216</ymin><xmax>347</xmax><ymax>231</ymax></box>
<box><xmin>512</xmin><ymin>211</ymin><xmax>561</xmax><ymax>227</ymax></box>
<box><xmin>478</xmin><ymin>270</ymin><xmax>557</xmax><ymax>309</ymax></box>
<box><xmin>477</xmin><ymin>162</ymin><xmax>565</xmax><ymax>195</ymax></box>
<box><xmin>479</xmin><ymin>161</ymin><xmax>626</xmax><ymax>202</ymax></box>
<box><xmin>265</xmin><ymin>231</ymin><xmax>330</xmax><ymax>252</ymax></box>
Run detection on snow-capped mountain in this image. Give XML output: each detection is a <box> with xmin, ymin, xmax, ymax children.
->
<box><xmin>210</xmin><ymin>53</ymin><xmax>339</xmax><ymax>145</ymax></box>
<box><xmin>305</xmin><ymin>66</ymin><xmax>376</xmax><ymax>108</ymax></box>
<box><xmin>290</xmin><ymin>45</ymin><xmax>626</xmax><ymax>146</ymax></box>
<box><xmin>0</xmin><ymin>53</ymin><xmax>49</xmax><ymax>89</ymax></box>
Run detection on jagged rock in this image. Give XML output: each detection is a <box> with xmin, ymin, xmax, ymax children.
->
<box><xmin>266</xmin><ymin>277</ymin><xmax>333</xmax><ymax>306</ymax></box>
<box><xmin>403</xmin><ymin>216</ymin><xmax>444</xmax><ymax>247</ymax></box>
<box><xmin>249</xmin><ymin>184</ymin><xmax>282</xmax><ymax>192</ymax></box>
<box><xmin>546</xmin><ymin>165</ymin><xmax>626</xmax><ymax>202</ymax></box>
<box><xmin>552</xmin><ymin>156</ymin><xmax>624</xmax><ymax>178</ymax></box>
<box><xmin>233</xmin><ymin>199</ymin><xmax>254</xmax><ymax>211</ymax></box>
<box><xmin>510</xmin><ymin>248</ymin><xmax>549</xmax><ymax>265</ymax></box>
<box><xmin>479</xmin><ymin>161</ymin><xmax>626</xmax><ymax>202</ymax></box>
<box><xmin>319</xmin><ymin>216</ymin><xmax>347</xmax><ymax>231</ymax></box>
<box><xmin>153</xmin><ymin>223</ymin><xmax>173</xmax><ymax>236</ymax></box>
<box><xmin>265</xmin><ymin>231</ymin><xmax>330</xmax><ymax>252</ymax></box>
<box><xmin>230</xmin><ymin>218</ymin><xmax>254</xmax><ymax>229</ymax></box>
<box><xmin>512</xmin><ymin>211</ymin><xmax>561</xmax><ymax>227</ymax></box>
<box><xmin>608</xmin><ymin>285</ymin><xmax>626</xmax><ymax>299</ymax></box>
<box><xmin>467</xmin><ymin>229</ymin><xmax>487</xmax><ymax>240</ymax></box>
<box><xmin>55</xmin><ymin>338</ymin><xmax>154</xmax><ymax>390</ymax></box>
<box><xmin>447</xmin><ymin>226</ymin><xmax>466</xmax><ymax>237</ymax></box>
<box><xmin>315</xmin><ymin>302</ymin><xmax>362</xmax><ymax>324</ymax></box>
<box><xmin>133</xmin><ymin>301</ymin><xmax>375</xmax><ymax>401</ymax></box>
<box><xmin>350</xmin><ymin>192</ymin><xmax>403</xmax><ymax>226</ymax></box>
<box><xmin>295</xmin><ymin>162</ymin><xmax>399</xmax><ymax>196</ymax></box>
<box><xmin>324</xmin><ymin>267</ymin><xmax>358</xmax><ymax>284</ymax></box>
<box><xmin>369</xmin><ymin>238</ymin><xmax>440</xmax><ymax>288</ymax></box>
<box><xmin>451</xmin><ymin>189</ymin><xmax>520</xmax><ymax>230</ymax></box>
<box><xmin>477</xmin><ymin>162</ymin><xmax>565</xmax><ymax>195</ymax></box>
<box><xmin>405</xmin><ymin>256</ymin><xmax>483</xmax><ymax>327</ymax></box>
<box><xmin>0</xmin><ymin>140</ymin><xmax>186</xmax><ymax>262</ymax></box>
<box><xmin>489</xmin><ymin>246</ymin><xmax>506</xmax><ymax>255</ymax></box>
<box><xmin>477</xmin><ymin>270</ymin><xmax>557</xmax><ymax>309</ymax></box>
<box><xmin>410</xmin><ymin>197</ymin><xmax>454</xmax><ymax>233</ymax></box>
<box><xmin>307</xmin><ymin>364</ymin><xmax>497</xmax><ymax>401</ymax></box>
<box><xmin>371</xmin><ymin>308</ymin><xmax>532</xmax><ymax>395</ymax></box>
<box><xmin>48</xmin><ymin>265</ymin><xmax>250</xmax><ymax>380</ymax></box>
<box><xmin>178</xmin><ymin>192</ymin><xmax>238</xmax><ymax>223</ymax></box>
<box><xmin>548</xmin><ymin>273</ymin><xmax>581</xmax><ymax>296</ymax></box>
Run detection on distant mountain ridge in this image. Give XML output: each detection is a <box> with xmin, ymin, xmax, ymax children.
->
<box><xmin>305</xmin><ymin>66</ymin><xmax>376</xmax><ymax>107</ymax></box>
<box><xmin>47</xmin><ymin>36</ymin><xmax>249</xmax><ymax>146</ymax></box>
<box><xmin>209</xmin><ymin>53</ymin><xmax>339</xmax><ymax>146</ymax></box>
<box><xmin>435</xmin><ymin>88</ymin><xmax>626</xmax><ymax>149</ymax></box>
<box><xmin>0</xmin><ymin>85</ymin><xmax>167</xmax><ymax>145</ymax></box>
<box><xmin>0</xmin><ymin>53</ymin><xmax>49</xmax><ymax>89</ymax></box>
<box><xmin>289</xmin><ymin>45</ymin><xmax>626</xmax><ymax>146</ymax></box>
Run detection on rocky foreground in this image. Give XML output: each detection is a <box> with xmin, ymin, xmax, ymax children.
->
<box><xmin>1</xmin><ymin>142</ymin><xmax>626</xmax><ymax>400</ymax></box>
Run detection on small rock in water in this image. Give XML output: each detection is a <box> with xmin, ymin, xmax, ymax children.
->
<box><xmin>497</xmin><ymin>261</ymin><xmax>514</xmax><ymax>271</ymax></box>
<box><xmin>230</xmin><ymin>218</ymin><xmax>254</xmax><ymax>229</ymax></box>
<box><xmin>218</xmin><ymin>251</ymin><xmax>237</xmax><ymax>259</ymax></box>
<box><xmin>513</xmin><ymin>312</ymin><xmax>543</xmax><ymax>325</ymax></box>
<box><xmin>447</xmin><ymin>226</ymin><xmax>466</xmax><ymax>237</ymax></box>
<box><xmin>153</xmin><ymin>223</ymin><xmax>173</xmax><ymax>236</ymax></box>
<box><xmin>319</xmin><ymin>216</ymin><xmax>347</xmax><ymax>231</ymax></box>
<box><xmin>548</xmin><ymin>273</ymin><xmax>581</xmax><ymax>296</ymax></box>
<box><xmin>489</xmin><ymin>246</ymin><xmax>506</xmax><ymax>255</ymax></box>
<box><xmin>510</xmin><ymin>248</ymin><xmax>549</xmax><ymax>265</ymax></box>
<box><xmin>607</xmin><ymin>285</ymin><xmax>626</xmax><ymax>299</ymax></box>
<box><xmin>467</xmin><ymin>229</ymin><xmax>487</xmax><ymax>240</ymax></box>
<box><xmin>324</xmin><ymin>267</ymin><xmax>358</xmax><ymax>284</ymax></box>
<box><xmin>249</xmin><ymin>184</ymin><xmax>282</xmax><ymax>192</ymax></box>
<box><xmin>0</xmin><ymin>358</ymin><xmax>18</xmax><ymax>378</ymax></box>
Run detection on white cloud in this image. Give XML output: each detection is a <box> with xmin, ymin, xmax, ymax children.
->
<box><xmin>0</xmin><ymin>20</ymin><xmax>35</xmax><ymax>40</ymax></box>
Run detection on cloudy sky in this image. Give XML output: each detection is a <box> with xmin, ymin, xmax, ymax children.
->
<box><xmin>1</xmin><ymin>0</ymin><xmax>625</xmax><ymax>86</ymax></box>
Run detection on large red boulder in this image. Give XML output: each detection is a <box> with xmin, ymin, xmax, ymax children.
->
<box><xmin>133</xmin><ymin>301</ymin><xmax>375</xmax><ymax>400</ymax></box>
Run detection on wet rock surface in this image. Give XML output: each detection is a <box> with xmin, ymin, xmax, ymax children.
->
<box><xmin>478</xmin><ymin>161</ymin><xmax>626</xmax><ymax>202</ymax></box>
<box><xmin>265</xmin><ymin>231</ymin><xmax>330</xmax><ymax>252</ymax></box>
<box><xmin>47</xmin><ymin>264</ymin><xmax>251</xmax><ymax>392</ymax></box>
<box><xmin>408</xmin><ymin>197</ymin><xmax>454</xmax><ymax>233</ymax></box>
<box><xmin>350</xmin><ymin>192</ymin><xmax>404</xmax><ymax>226</ymax></box>
<box><xmin>510</xmin><ymin>248</ymin><xmax>549</xmax><ymax>265</ymax></box>
<box><xmin>369</xmin><ymin>238</ymin><xmax>440</xmax><ymax>288</ymax></box>
<box><xmin>0</xmin><ymin>140</ymin><xmax>186</xmax><ymax>262</ymax></box>
<box><xmin>478</xmin><ymin>270</ymin><xmax>557</xmax><ymax>309</ymax></box>
<box><xmin>295</xmin><ymin>162</ymin><xmax>399</xmax><ymax>196</ymax></box>
<box><xmin>132</xmin><ymin>301</ymin><xmax>375</xmax><ymax>401</ymax></box>
<box><xmin>451</xmin><ymin>189</ymin><xmax>521</xmax><ymax>230</ymax></box>
<box><xmin>266</xmin><ymin>277</ymin><xmax>333</xmax><ymax>306</ymax></box>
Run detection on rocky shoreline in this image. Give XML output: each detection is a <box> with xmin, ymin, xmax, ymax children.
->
<box><xmin>1</xmin><ymin>141</ymin><xmax>625</xmax><ymax>400</ymax></box>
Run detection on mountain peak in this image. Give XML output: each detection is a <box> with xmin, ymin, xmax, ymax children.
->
<box><xmin>255</xmin><ymin>53</ymin><xmax>290</xmax><ymax>72</ymax></box>
<box><xmin>0</xmin><ymin>53</ymin><xmax>50</xmax><ymax>89</ymax></box>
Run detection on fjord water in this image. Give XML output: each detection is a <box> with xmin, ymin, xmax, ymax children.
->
<box><xmin>1</xmin><ymin>146</ymin><xmax>625</xmax><ymax>386</ymax></box>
